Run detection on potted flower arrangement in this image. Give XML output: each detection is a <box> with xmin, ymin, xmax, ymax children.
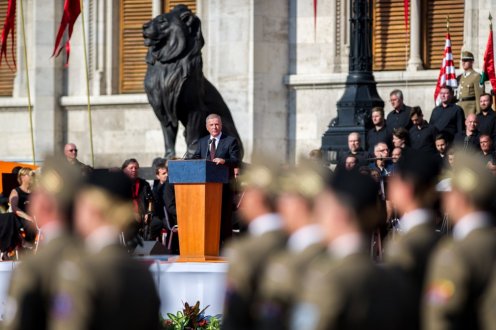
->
<box><xmin>161</xmin><ymin>301</ymin><xmax>222</xmax><ymax>330</ymax></box>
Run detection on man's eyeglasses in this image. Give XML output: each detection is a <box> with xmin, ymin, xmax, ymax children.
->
<box><xmin>68</xmin><ymin>149</ymin><xmax>78</xmax><ymax>152</ymax></box>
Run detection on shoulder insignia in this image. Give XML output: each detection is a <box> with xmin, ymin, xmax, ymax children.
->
<box><xmin>425</xmin><ymin>279</ymin><xmax>455</xmax><ymax>306</ymax></box>
<box><xmin>51</xmin><ymin>293</ymin><xmax>73</xmax><ymax>320</ymax></box>
<box><xmin>290</xmin><ymin>303</ymin><xmax>320</xmax><ymax>330</ymax></box>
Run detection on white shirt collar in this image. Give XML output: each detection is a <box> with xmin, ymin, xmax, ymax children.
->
<box><xmin>453</xmin><ymin>212</ymin><xmax>491</xmax><ymax>241</ymax></box>
<box><xmin>328</xmin><ymin>233</ymin><xmax>364</xmax><ymax>259</ymax></box>
<box><xmin>85</xmin><ymin>225</ymin><xmax>120</xmax><ymax>254</ymax></box>
<box><xmin>400</xmin><ymin>209</ymin><xmax>432</xmax><ymax>233</ymax></box>
<box><xmin>248</xmin><ymin>213</ymin><xmax>283</xmax><ymax>236</ymax></box>
<box><xmin>39</xmin><ymin>221</ymin><xmax>64</xmax><ymax>244</ymax></box>
<box><xmin>210</xmin><ymin>132</ymin><xmax>222</xmax><ymax>146</ymax></box>
<box><xmin>287</xmin><ymin>224</ymin><xmax>324</xmax><ymax>252</ymax></box>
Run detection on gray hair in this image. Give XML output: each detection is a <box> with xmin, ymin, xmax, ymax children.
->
<box><xmin>390</xmin><ymin>89</ymin><xmax>404</xmax><ymax>101</ymax></box>
<box><xmin>206</xmin><ymin>113</ymin><xmax>222</xmax><ymax>123</ymax></box>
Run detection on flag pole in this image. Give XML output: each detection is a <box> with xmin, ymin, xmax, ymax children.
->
<box><xmin>19</xmin><ymin>0</ymin><xmax>35</xmax><ymax>165</ymax></box>
<box><xmin>446</xmin><ymin>15</ymin><xmax>450</xmax><ymax>34</ymax></box>
<box><xmin>78</xmin><ymin>0</ymin><xmax>95</xmax><ymax>167</ymax></box>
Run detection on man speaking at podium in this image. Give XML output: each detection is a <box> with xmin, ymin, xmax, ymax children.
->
<box><xmin>193</xmin><ymin>114</ymin><xmax>240</xmax><ymax>245</ymax></box>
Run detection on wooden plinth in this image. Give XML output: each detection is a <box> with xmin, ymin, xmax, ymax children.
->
<box><xmin>175</xmin><ymin>183</ymin><xmax>223</xmax><ymax>262</ymax></box>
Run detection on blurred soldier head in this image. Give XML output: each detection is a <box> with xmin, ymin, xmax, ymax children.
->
<box><xmin>443</xmin><ymin>150</ymin><xmax>496</xmax><ymax>222</ymax></box>
<box><xmin>316</xmin><ymin>171</ymin><xmax>381</xmax><ymax>243</ymax></box>
<box><xmin>238</xmin><ymin>162</ymin><xmax>278</xmax><ymax>224</ymax></box>
<box><xmin>390</xmin><ymin>89</ymin><xmax>404</xmax><ymax>111</ymax></box>
<box><xmin>480</xmin><ymin>93</ymin><xmax>493</xmax><ymax>113</ymax></box>
<box><xmin>461</xmin><ymin>51</ymin><xmax>474</xmax><ymax>71</ymax></box>
<box><xmin>29</xmin><ymin>155</ymin><xmax>81</xmax><ymax>230</ymax></box>
<box><xmin>388</xmin><ymin>150</ymin><xmax>442</xmax><ymax>214</ymax></box>
<box><xmin>276</xmin><ymin>164</ymin><xmax>326</xmax><ymax>234</ymax></box>
<box><xmin>348</xmin><ymin>132</ymin><xmax>361</xmax><ymax>153</ymax></box>
<box><xmin>74</xmin><ymin>171</ymin><xmax>135</xmax><ymax>238</ymax></box>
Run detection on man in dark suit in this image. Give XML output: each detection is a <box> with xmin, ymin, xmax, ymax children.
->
<box><xmin>193</xmin><ymin>113</ymin><xmax>241</xmax><ymax>244</ymax></box>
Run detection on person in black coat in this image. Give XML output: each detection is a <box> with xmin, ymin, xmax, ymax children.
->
<box><xmin>193</xmin><ymin>114</ymin><xmax>241</xmax><ymax>245</ymax></box>
<box><xmin>409</xmin><ymin>106</ymin><xmax>437</xmax><ymax>153</ymax></box>
<box><xmin>387</xmin><ymin>89</ymin><xmax>413</xmax><ymax>135</ymax></box>
<box><xmin>429</xmin><ymin>86</ymin><xmax>465</xmax><ymax>143</ymax></box>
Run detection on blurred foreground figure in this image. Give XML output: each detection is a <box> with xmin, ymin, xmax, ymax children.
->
<box><xmin>385</xmin><ymin>150</ymin><xmax>442</xmax><ymax>329</ymax></box>
<box><xmin>423</xmin><ymin>150</ymin><xmax>496</xmax><ymax>330</ymax></box>
<box><xmin>49</xmin><ymin>171</ymin><xmax>160</xmax><ymax>330</ymax></box>
<box><xmin>4</xmin><ymin>156</ymin><xmax>81</xmax><ymax>330</ymax></box>
<box><xmin>222</xmin><ymin>163</ymin><xmax>287</xmax><ymax>330</ymax></box>
<box><xmin>257</xmin><ymin>165</ymin><xmax>327</xmax><ymax>330</ymax></box>
<box><xmin>291</xmin><ymin>170</ymin><xmax>409</xmax><ymax>330</ymax></box>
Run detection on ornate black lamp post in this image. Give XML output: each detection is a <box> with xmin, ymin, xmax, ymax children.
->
<box><xmin>321</xmin><ymin>0</ymin><xmax>384</xmax><ymax>162</ymax></box>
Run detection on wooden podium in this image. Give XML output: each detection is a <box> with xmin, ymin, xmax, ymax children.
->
<box><xmin>168</xmin><ymin>160</ymin><xmax>229</xmax><ymax>262</ymax></box>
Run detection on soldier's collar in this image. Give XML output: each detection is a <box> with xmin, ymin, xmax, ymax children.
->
<box><xmin>453</xmin><ymin>212</ymin><xmax>491</xmax><ymax>241</ymax></box>
<box><xmin>400</xmin><ymin>209</ymin><xmax>432</xmax><ymax>233</ymax></box>
<box><xmin>327</xmin><ymin>233</ymin><xmax>365</xmax><ymax>259</ymax></box>
<box><xmin>248</xmin><ymin>213</ymin><xmax>283</xmax><ymax>236</ymax></box>
<box><xmin>288</xmin><ymin>224</ymin><xmax>324</xmax><ymax>252</ymax></box>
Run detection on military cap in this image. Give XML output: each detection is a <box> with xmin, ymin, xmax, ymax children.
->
<box><xmin>461</xmin><ymin>51</ymin><xmax>475</xmax><ymax>61</ymax></box>
<box><xmin>278</xmin><ymin>162</ymin><xmax>327</xmax><ymax>200</ymax></box>
<box><xmin>395</xmin><ymin>149</ymin><xmax>442</xmax><ymax>183</ymax></box>
<box><xmin>327</xmin><ymin>170</ymin><xmax>379</xmax><ymax>216</ymax></box>
<box><xmin>451</xmin><ymin>150</ymin><xmax>496</xmax><ymax>206</ymax></box>
<box><xmin>38</xmin><ymin>155</ymin><xmax>81</xmax><ymax>208</ymax></box>
<box><xmin>83</xmin><ymin>170</ymin><xmax>133</xmax><ymax>202</ymax></box>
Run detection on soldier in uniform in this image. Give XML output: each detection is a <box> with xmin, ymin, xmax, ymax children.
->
<box><xmin>222</xmin><ymin>163</ymin><xmax>287</xmax><ymax>330</ymax></box>
<box><xmin>384</xmin><ymin>149</ymin><xmax>443</xmax><ymax>329</ymax></box>
<box><xmin>49</xmin><ymin>170</ymin><xmax>160</xmax><ymax>330</ymax></box>
<box><xmin>423</xmin><ymin>150</ymin><xmax>496</xmax><ymax>330</ymax></box>
<box><xmin>457</xmin><ymin>51</ymin><xmax>483</xmax><ymax>116</ymax></box>
<box><xmin>291</xmin><ymin>170</ymin><xmax>410</xmax><ymax>330</ymax></box>
<box><xmin>3</xmin><ymin>156</ymin><xmax>82</xmax><ymax>330</ymax></box>
<box><xmin>256</xmin><ymin>165</ymin><xmax>328</xmax><ymax>330</ymax></box>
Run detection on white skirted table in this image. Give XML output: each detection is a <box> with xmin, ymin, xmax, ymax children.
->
<box><xmin>0</xmin><ymin>258</ymin><xmax>228</xmax><ymax>320</ymax></box>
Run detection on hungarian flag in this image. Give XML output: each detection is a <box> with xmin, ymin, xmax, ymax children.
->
<box><xmin>52</xmin><ymin>0</ymin><xmax>81</xmax><ymax>65</ymax></box>
<box><xmin>434</xmin><ymin>33</ymin><xmax>457</xmax><ymax>105</ymax></box>
<box><xmin>0</xmin><ymin>0</ymin><xmax>16</xmax><ymax>69</ymax></box>
<box><xmin>480</xmin><ymin>17</ymin><xmax>496</xmax><ymax>93</ymax></box>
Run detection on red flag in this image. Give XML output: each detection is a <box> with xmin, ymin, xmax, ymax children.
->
<box><xmin>434</xmin><ymin>33</ymin><xmax>457</xmax><ymax>105</ymax></box>
<box><xmin>403</xmin><ymin>0</ymin><xmax>409</xmax><ymax>31</ymax></box>
<box><xmin>0</xmin><ymin>0</ymin><xmax>16</xmax><ymax>69</ymax></box>
<box><xmin>52</xmin><ymin>0</ymin><xmax>81</xmax><ymax>65</ymax></box>
<box><xmin>480</xmin><ymin>18</ymin><xmax>496</xmax><ymax>93</ymax></box>
<box><xmin>314</xmin><ymin>0</ymin><xmax>317</xmax><ymax>36</ymax></box>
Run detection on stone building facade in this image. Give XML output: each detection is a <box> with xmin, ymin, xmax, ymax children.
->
<box><xmin>0</xmin><ymin>0</ymin><xmax>495</xmax><ymax>166</ymax></box>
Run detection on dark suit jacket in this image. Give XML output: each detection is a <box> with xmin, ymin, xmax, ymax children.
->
<box><xmin>192</xmin><ymin>133</ymin><xmax>240</xmax><ymax>169</ymax></box>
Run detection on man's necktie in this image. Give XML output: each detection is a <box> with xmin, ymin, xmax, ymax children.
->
<box><xmin>210</xmin><ymin>138</ymin><xmax>216</xmax><ymax>160</ymax></box>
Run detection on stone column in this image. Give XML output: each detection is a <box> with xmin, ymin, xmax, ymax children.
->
<box><xmin>32</xmin><ymin>1</ymin><xmax>64</xmax><ymax>156</ymax></box>
<box><xmin>407</xmin><ymin>0</ymin><xmax>423</xmax><ymax>71</ymax></box>
<box><xmin>152</xmin><ymin>0</ymin><xmax>161</xmax><ymax>16</ymax></box>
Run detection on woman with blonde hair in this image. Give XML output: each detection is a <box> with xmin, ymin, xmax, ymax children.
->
<box><xmin>9</xmin><ymin>168</ymin><xmax>34</xmax><ymax>222</ymax></box>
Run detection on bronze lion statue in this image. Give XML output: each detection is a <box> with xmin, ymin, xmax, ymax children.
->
<box><xmin>143</xmin><ymin>4</ymin><xmax>244</xmax><ymax>159</ymax></box>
